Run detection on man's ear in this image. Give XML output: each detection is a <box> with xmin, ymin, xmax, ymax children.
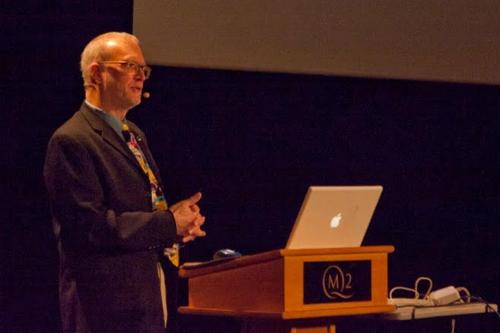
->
<box><xmin>89</xmin><ymin>63</ymin><xmax>103</xmax><ymax>85</ymax></box>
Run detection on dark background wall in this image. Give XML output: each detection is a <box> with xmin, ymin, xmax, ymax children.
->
<box><xmin>1</xmin><ymin>2</ymin><xmax>499</xmax><ymax>332</ymax></box>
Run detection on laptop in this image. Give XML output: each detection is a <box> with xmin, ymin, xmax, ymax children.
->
<box><xmin>285</xmin><ymin>186</ymin><xmax>383</xmax><ymax>249</ymax></box>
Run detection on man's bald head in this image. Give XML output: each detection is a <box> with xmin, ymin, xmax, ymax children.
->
<box><xmin>80</xmin><ymin>32</ymin><xmax>140</xmax><ymax>87</ymax></box>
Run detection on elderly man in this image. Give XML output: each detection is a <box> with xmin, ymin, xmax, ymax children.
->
<box><xmin>44</xmin><ymin>32</ymin><xmax>205</xmax><ymax>333</ymax></box>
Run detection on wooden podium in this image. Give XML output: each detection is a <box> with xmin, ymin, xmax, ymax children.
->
<box><xmin>179</xmin><ymin>246</ymin><xmax>395</xmax><ymax>333</ymax></box>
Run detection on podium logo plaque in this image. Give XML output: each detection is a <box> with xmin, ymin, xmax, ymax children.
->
<box><xmin>303</xmin><ymin>261</ymin><xmax>371</xmax><ymax>304</ymax></box>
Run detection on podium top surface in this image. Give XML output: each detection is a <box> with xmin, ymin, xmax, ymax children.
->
<box><xmin>179</xmin><ymin>245</ymin><xmax>394</xmax><ymax>278</ymax></box>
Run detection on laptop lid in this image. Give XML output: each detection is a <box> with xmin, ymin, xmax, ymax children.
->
<box><xmin>285</xmin><ymin>186</ymin><xmax>383</xmax><ymax>249</ymax></box>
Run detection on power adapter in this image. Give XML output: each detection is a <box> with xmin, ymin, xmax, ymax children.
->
<box><xmin>429</xmin><ymin>286</ymin><xmax>461</xmax><ymax>305</ymax></box>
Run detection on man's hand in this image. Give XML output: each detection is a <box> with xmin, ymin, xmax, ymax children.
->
<box><xmin>169</xmin><ymin>192</ymin><xmax>206</xmax><ymax>243</ymax></box>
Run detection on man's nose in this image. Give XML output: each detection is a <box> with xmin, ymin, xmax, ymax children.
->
<box><xmin>134</xmin><ymin>70</ymin><xmax>146</xmax><ymax>81</ymax></box>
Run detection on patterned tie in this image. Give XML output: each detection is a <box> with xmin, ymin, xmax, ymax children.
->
<box><xmin>121</xmin><ymin>122</ymin><xmax>179</xmax><ymax>266</ymax></box>
<box><xmin>122</xmin><ymin>122</ymin><xmax>178</xmax><ymax>328</ymax></box>
<box><xmin>122</xmin><ymin>123</ymin><xmax>167</xmax><ymax>211</ymax></box>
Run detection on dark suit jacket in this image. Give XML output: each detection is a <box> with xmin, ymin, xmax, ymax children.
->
<box><xmin>44</xmin><ymin>103</ymin><xmax>177</xmax><ymax>333</ymax></box>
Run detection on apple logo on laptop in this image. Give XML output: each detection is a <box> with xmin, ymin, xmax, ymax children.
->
<box><xmin>330</xmin><ymin>213</ymin><xmax>342</xmax><ymax>228</ymax></box>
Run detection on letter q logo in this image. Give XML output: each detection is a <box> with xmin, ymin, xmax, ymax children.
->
<box><xmin>322</xmin><ymin>265</ymin><xmax>354</xmax><ymax>300</ymax></box>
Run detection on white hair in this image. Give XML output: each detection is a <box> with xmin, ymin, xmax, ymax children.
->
<box><xmin>80</xmin><ymin>32</ymin><xmax>139</xmax><ymax>87</ymax></box>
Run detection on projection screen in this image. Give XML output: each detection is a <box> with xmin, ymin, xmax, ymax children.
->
<box><xmin>133</xmin><ymin>1</ymin><xmax>500</xmax><ymax>85</ymax></box>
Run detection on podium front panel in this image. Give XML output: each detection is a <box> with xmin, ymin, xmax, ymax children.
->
<box><xmin>283</xmin><ymin>251</ymin><xmax>391</xmax><ymax>317</ymax></box>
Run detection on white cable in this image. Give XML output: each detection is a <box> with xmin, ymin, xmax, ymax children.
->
<box><xmin>415</xmin><ymin>276</ymin><xmax>433</xmax><ymax>299</ymax></box>
<box><xmin>389</xmin><ymin>276</ymin><xmax>433</xmax><ymax>300</ymax></box>
<box><xmin>389</xmin><ymin>286</ymin><xmax>419</xmax><ymax>299</ymax></box>
<box><xmin>456</xmin><ymin>287</ymin><xmax>471</xmax><ymax>303</ymax></box>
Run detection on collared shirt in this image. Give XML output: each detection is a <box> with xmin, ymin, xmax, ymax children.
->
<box><xmin>85</xmin><ymin>100</ymin><xmax>126</xmax><ymax>141</ymax></box>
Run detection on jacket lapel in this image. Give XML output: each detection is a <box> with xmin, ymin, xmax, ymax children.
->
<box><xmin>79</xmin><ymin>103</ymin><xmax>148</xmax><ymax>179</ymax></box>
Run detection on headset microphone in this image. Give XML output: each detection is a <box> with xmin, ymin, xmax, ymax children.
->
<box><xmin>142</xmin><ymin>92</ymin><xmax>151</xmax><ymax>98</ymax></box>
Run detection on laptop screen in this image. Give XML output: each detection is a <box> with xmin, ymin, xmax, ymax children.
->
<box><xmin>286</xmin><ymin>186</ymin><xmax>383</xmax><ymax>249</ymax></box>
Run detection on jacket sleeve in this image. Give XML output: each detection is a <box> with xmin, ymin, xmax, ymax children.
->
<box><xmin>44</xmin><ymin>132</ymin><xmax>178</xmax><ymax>253</ymax></box>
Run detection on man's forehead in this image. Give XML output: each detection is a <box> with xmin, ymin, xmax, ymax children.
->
<box><xmin>103</xmin><ymin>38</ymin><xmax>136</xmax><ymax>51</ymax></box>
<box><xmin>104</xmin><ymin>39</ymin><xmax>121</xmax><ymax>48</ymax></box>
<box><xmin>103</xmin><ymin>39</ymin><xmax>144</xmax><ymax>60</ymax></box>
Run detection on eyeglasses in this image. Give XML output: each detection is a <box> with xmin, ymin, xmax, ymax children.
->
<box><xmin>99</xmin><ymin>61</ymin><xmax>152</xmax><ymax>79</ymax></box>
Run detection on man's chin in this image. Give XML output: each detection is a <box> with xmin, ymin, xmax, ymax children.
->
<box><xmin>128</xmin><ymin>97</ymin><xmax>142</xmax><ymax>108</ymax></box>
<box><xmin>134</xmin><ymin>93</ymin><xmax>143</xmax><ymax>105</ymax></box>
